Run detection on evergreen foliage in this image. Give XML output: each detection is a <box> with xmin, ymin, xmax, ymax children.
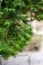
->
<box><xmin>0</xmin><ymin>0</ymin><xmax>32</xmax><ymax>59</ymax></box>
<box><xmin>0</xmin><ymin>0</ymin><xmax>43</xmax><ymax>59</ymax></box>
<box><xmin>23</xmin><ymin>0</ymin><xmax>43</xmax><ymax>20</ymax></box>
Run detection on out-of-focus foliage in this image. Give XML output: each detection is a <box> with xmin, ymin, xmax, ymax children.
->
<box><xmin>1</xmin><ymin>0</ymin><xmax>43</xmax><ymax>59</ymax></box>
<box><xmin>0</xmin><ymin>0</ymin><xmax>32</xmax><ymax>59</ymax></box>
<box><xmin>23</xmin><ymin>0</ymin><xmax>43</xmax><ymax>20</ymax></box>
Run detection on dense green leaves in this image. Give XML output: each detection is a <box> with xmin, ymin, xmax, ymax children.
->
<box><xmin>0</xmin><ymin>0</ymin><xmax>32</xmax><ymax>59</ymax></box>
<box><xmin>36</xmin><ymin>14</ymin><xmax>43</xmax><ymax>20</ymax></box>
<box><xmin>0</xmin><ymin>0</ymin><xmax>43</xmax><ymax>59</ymax></box>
